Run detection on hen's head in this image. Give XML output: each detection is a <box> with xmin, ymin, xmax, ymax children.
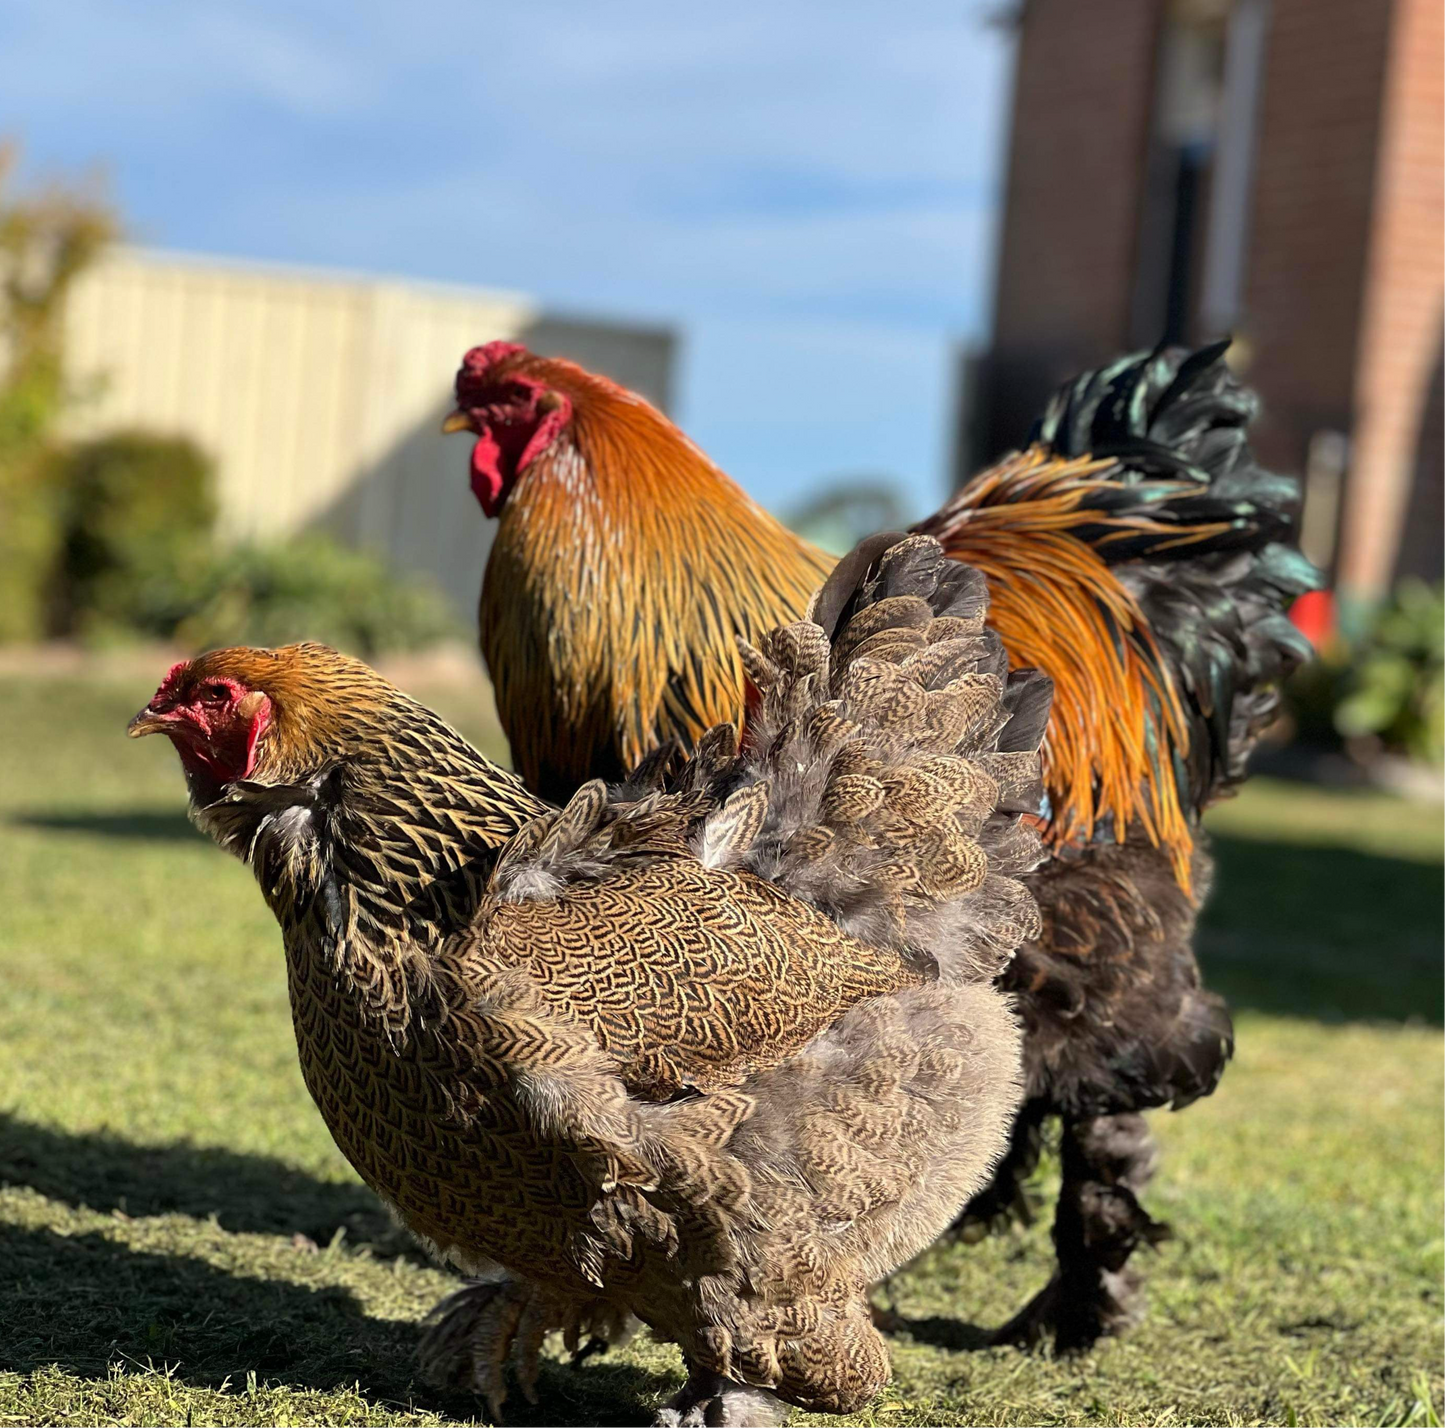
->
<box><xmin>443</xmin><ymin>342</ymin><xmax>576</xmax><ymax>518</ymax></box>
<box><xmin>128</xmin><ymin>643</ymin><xmax>386</xmax><ymax>802</ymax></box>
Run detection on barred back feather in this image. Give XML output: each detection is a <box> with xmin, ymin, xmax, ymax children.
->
<box><xmin>486</xmin><ymin>533</ymin><xmax>1050</xmax><ymax>987</ymax></box>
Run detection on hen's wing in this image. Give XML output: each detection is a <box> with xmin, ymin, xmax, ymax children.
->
<box><xmin>468</xmin><ymin>859</ymin><xmax>921</xmax><ymax>1099</ymax></box>
<box><xmin>459</xmin><ymin>532</ymin><xmax>1048</xmax><ymax>1101</ymax></box>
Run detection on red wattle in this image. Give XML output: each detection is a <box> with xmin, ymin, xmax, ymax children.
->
<box><xmin>470</xmin><ymin>431</ymin><xmax>507</xmax><ymax>518</ymax></box>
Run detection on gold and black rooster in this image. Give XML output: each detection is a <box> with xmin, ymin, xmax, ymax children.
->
<box><xmin>132</xmin><ymin>535</ymin><xmax>1051</xmax><ymax>1422</ymax></box>
<box><xmin>444</xmin><ymin>338</ymin><xmax>1321</xmax><ymax>1349</ymax></box>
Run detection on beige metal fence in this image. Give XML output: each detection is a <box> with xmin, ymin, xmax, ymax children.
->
<box><xmin>62</xmin><ymin>248</ymin><xmax>674</xmax><ymax>623</ymax></box>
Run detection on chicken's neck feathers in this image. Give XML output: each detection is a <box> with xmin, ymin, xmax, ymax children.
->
<box><xmin>482</xmin><ymin>410</ymin><xmax>834</xmax><ymax>795</ymax></box>
<box><xmin>201</xmin><ymin>695</ymin><xmax>544</xmax><ymax>1023</ymax></box>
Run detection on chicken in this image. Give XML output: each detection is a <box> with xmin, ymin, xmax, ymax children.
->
<box><xmin>129</xmin><ymin>534</ymin><xmax>1051</xmax><ymax>1423</ymax></box>
<box><xmin>445</xmin><ymin>341</ymin><xmax>836</xmax><ymax>804</ymax></box>
<box><xmin>444</xmin><ymin>339</ymin><xmax>1321</xmax><ymax>1349</ymax></box>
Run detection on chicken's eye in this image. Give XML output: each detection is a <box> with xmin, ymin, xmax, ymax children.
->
<box><xmin>201</xmin><ymin>683</ymin><xmax>229</xmax><ymax>703</ymax></box>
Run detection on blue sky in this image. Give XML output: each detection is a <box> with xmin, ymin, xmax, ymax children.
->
<box><xmin>1</xmin><ymin>1</ymin><xmax>1014</xmax><ymax>519</ymax></box>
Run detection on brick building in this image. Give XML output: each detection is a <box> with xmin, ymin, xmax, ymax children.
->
<box><xmin>960</xmin><ymin>0</ymin><xmax>1442</xmax><ymax>611</ymax></box>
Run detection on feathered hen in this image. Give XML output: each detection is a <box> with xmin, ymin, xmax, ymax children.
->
<box><xmin>130</xmin><ymin>535</ymin><xmax>1051</xmax><ymax>1424</ymax></box>
<box><xmin>443</xmin><ymin>339</ymin><xmax>1321</xmax><ymax>1348</ymax></box>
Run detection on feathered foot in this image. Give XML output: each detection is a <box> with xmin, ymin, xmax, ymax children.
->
<box><xmin>655</xmin><ymin>1368</ymin><xmax>791</xmax><ymax>1427</ymax></box>
<box><xmin>417</xmin><ymin>1276</ymin><xmax>556</xmax><ymax>1419</ymax></box>
<box><xmin>990</xmin><ymin>1112</ymin><xmax>1169</xmax><ymax>1354</ymax></box>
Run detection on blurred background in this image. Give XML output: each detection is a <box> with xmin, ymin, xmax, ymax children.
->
<box><xmin>0</xmin><ymin>0</ymin><xmax>1439</xmax><ymax>778</ymax></box>
<box><xmin>0</xmin><ymin>3</ymin><xmax>1440</xmax><ymax>1426</ymax></box>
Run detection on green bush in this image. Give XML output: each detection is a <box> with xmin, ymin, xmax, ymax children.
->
<box><xmin>157</xmin><ymin>536</ymin><xmax>461</xmax><ymax>659</ymax></box>
<box><xmin>1335</xmin><ymin>578</ymin><xmax>1444</xmax><ymax>766</ymax></box>
<box><xmin>0</xmin><ymin>448</ymin><xmax>62</xmax><ymax>644</ymax></box>
<box><xmin>1282</xmin><ymin>652</ymin><xmax>1351</xmax><ymax>751</ymax></box>
<box><xmin>51</xmin><ymin>431</ymin><xmax>217</xmax><ymax>639</ymax></box>
<box><xmin>40</xmin><ymin>431</ymin><xmax>458</xmax><ymax>658</ymax></box>
<box><xmin>0</xmin><ymin>348</ymin><xmax>78</xmax><ymax>646</ymax></box>
<box><xmin>0</xmin><ymin>141</ymin><xmax>118</xmax><ymax>643</ymax></box>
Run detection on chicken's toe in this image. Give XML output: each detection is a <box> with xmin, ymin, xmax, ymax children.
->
<box><xmin>987</xmin><ymin>1276</ymin><xmax>1062</xmax><ymax>1351</ymax></box>
<box><xmin>989</xmin><ymin>1265</ymin><xmax>1145</xmax><ymax>1354</ymax></box>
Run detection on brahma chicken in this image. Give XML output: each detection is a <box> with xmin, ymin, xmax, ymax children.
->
<box><xmin>130</xmin><ymin>535</ymin><xmax>1051</xmax><ymax>1423</ymax></box>
<box><xmin>443</xmin><ymin>338</ymin><xmax>1320</xmax><ymax>1349</ymax></box>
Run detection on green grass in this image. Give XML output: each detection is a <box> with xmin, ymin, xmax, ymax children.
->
<box><xmin>1</xmin><ymin>668</ymin><xmax>1441</xmax><ymax>1427</ymax></box>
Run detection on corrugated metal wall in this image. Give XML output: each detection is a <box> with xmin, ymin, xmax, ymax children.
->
<box><xmin>62</xmin><ymin>249</ymin><xmax>675</xmax><ymax>624</ymax></box>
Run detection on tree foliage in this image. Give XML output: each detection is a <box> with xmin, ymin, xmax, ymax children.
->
<box><xmin>0</xmin><ymin>140</ymin><xmax>117</xmax><ymax>642</ymax></box>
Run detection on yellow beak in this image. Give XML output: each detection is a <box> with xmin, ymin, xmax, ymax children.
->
<box><xmin>441</xmin><ymin>409</ymin><xmax>471</xmax><ymax>435</ymax></box>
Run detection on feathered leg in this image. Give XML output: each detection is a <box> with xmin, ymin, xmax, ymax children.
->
<box><xmin>655</xmin><ymin>1364</ymin><xmax>790</xmax><ymax>1427</ymax></box>
<box><xmin>990</xmin><ymin>1112</ymin><xmax>1168</xmax><ymax>1352</ymax></box>
<box><xmin>418</xmin><ymin>1277</ymin><xmax>545</xmax><ymax>1416</ymax></box>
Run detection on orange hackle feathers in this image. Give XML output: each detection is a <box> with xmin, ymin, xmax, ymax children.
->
<box><xmin>478</xmin><ymin>352</ymin><xmax>834</xmax><ymax>801</ymax></box>
<box><xmin>921</xmin><ymin>448</ymin><xmax>1195</xmax><ymax>892</ymax></box>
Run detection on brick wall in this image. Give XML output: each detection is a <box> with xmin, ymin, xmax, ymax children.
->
<box><xmin>975</xmin><ymin>0</ymin><xmax>1163</xmax><ymax>459</ymax></box>
<box><xmin>1240</xmin><ymin>0</ymin><xmax>1396</xmax><ymax>484</ymax></box>
<box><xmin>972</xmin><ymin>0</ymin><xmax>1441</xmax><ymax>598</ymax></box>
<box><xmin>1335</xmin><ymin>0</ymin><xmax>1444</xmax><ymax>597</ymax></box>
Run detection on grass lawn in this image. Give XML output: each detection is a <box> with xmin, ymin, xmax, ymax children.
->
<box><xmin>1</xmin><ymin>665</ymin><xmax>1441</xmax><ymax>1427</ymax></box>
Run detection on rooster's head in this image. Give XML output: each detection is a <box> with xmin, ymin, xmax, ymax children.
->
<box><xmin>443</xmin><ymin>342</ymin><xmax>575</xmax><ymax>518</ymax></box>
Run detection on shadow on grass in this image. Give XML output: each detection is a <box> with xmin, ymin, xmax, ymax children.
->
<box><xmin>880</xmin><ymin>1314</ymin><xmax>994</xmax><ymax>1353</ymax></box>
<box><xmin>1202</xmin><ymin>833</ymin><xmax>1443</xmax><ymax>1027</ymax></box>
<box><xmin>0</xmin><ymin>1115</ymin><xmax>399</xmax><ymax>1251</ymax></box>
<box><xmin>0</xmin><ymin>1224</ymin><xmax>672</xmax><ymax>1425</ymax></box>
<box><xmin>11</xmin><ymin>809</ymin><xmax>202</xmax><ymax>842</ymax></box>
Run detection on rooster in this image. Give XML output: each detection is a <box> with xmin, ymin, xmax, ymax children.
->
<box><xmin>130</xmin><ymin>536</ymin><xmax>1051</xmax><ymax>1423</ymax></box>
<box><xmin>444</xmin><ymin>338</ymin><xmax>1321</xmax><ymax>1349</ymax></box>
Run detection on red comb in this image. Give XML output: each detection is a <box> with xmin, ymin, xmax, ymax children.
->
<box><xmin>461</xmin><ymin>341</ymin><xmax>527</xmax><ymax>375</ymax></box>
<box><xmin>150</xmin><ymin>659</ymin><xmax>190</xmax><ymax>708</ymax></box>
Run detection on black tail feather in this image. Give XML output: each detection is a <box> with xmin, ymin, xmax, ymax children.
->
<box><xmin>1034</xmin><ymin>342</ymin><xmax>1322</xmax><ymax>811</ymax></box>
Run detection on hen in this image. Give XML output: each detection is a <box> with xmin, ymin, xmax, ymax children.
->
<box><xmin>445</xmin><ymin>339</ymin><xmax>1321</xmax><ymax>1349</ymax></box>
<box><xmin>130</xmin><ymin>535</ymin><xmax>1050</xmax><ymax>1423</ymax></box>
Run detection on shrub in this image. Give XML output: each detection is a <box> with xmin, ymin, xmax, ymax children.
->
<box><xmin>785</xmin><ymin>480</ymin><xmax>908</xmax><ymax>556</ymax></box>
<box><xmin>158</xmin><ymin>536</ymin><xmax>461</xmax><ymax>659</ymax></box>
<box><xmin>0</xmin><ymin>448</ymin><xmax>61</xmax><ymax>643</ymax></box>
<box><xmin>43</xmin><ymin>432</ymin><xmax>458</xmax><ymax>658</ymax></box>
<box><xmin>1335</xmin><ymin>579</ymin><xmax>1444</xmax><ymax>766</ymax></box>
<box><xmin>51</xmin><ymin>431</ymin><xmax>217</xmax><ymax>639</ymax></box>
<box><xmin>1281</xmin><ymin>650</ymin><xmax>1351</xmax><ymax>751</ymax></box>
<box><xmin>0</xmin><ymin>140</ymin><xmax>117</xmax><ymax>643</ymax></box>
